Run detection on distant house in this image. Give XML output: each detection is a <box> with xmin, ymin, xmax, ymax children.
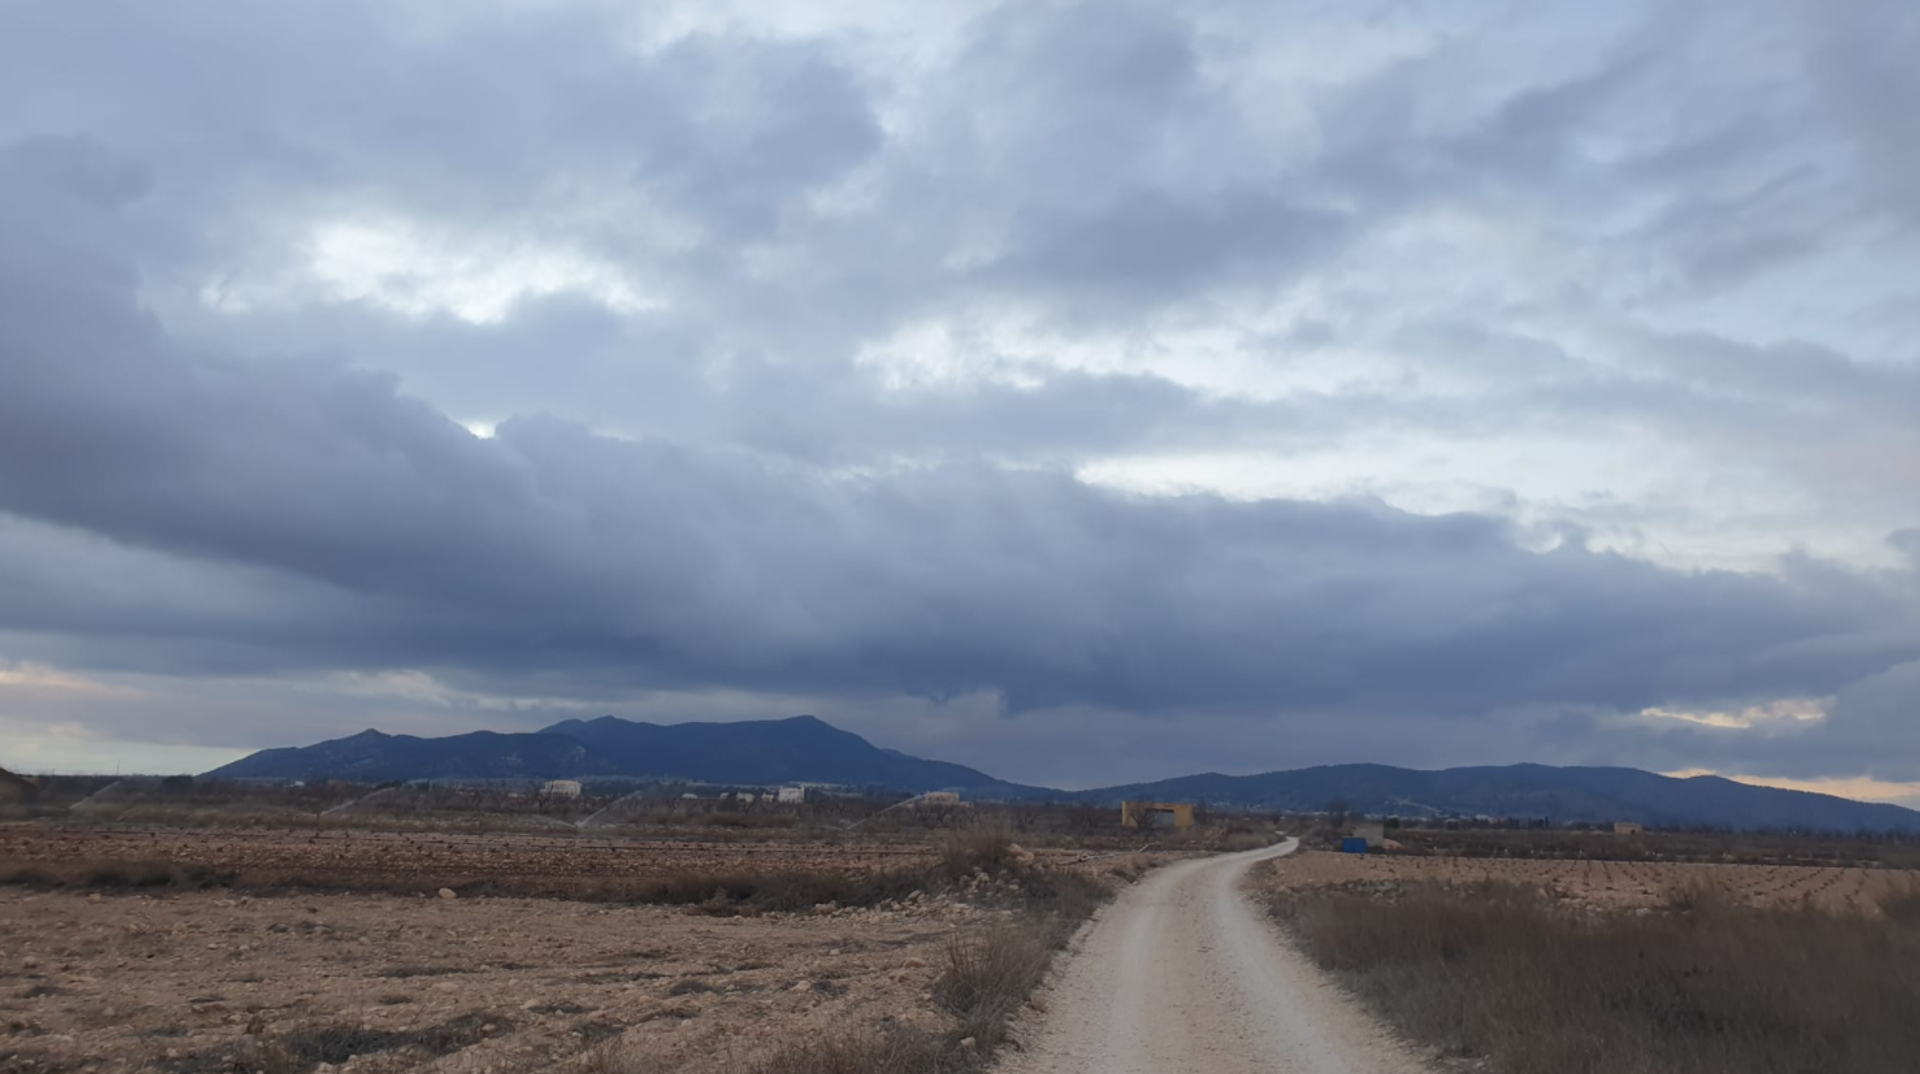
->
<box><xmin>542</xmin><ymin>780</ymin><xmax>582</xmax><ymax>799</ymax></box>
<box><xmin>1352</xmin><ymin>821</ymin><xmax>1386</xmax><ymax>848</ymax></box>
<box><xmin>735</xmin><ymin>792</ymin><xmax>757</xmax><ymax>804</ymax></box>
<box><xmin>1120</xmin><ymin>801</ymin><xmax>1195</xmax><ymax>830</ymax></box>
<box><xmin>0</xmin><ymin>766</ymin><xmax>34</xmax><ymax>804</ymax></box>
<box><xmin>777</xmin><ymin>786</ymin><xmax>807</xmax><ymax>804</ymax></box>
<box><xmin>1613</xmin><ymin>821</ymin><xmax>1644</xmax><ymax>835</ymax></box>
<box><xmin>915</xmin><ymin>791</ymin><xmax>963</xmax><ymax>806</ymax></box>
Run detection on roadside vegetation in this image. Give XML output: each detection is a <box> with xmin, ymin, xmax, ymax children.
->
<box><xmin>1269</xmin><ymin>878</ymin><xmax>1920</xmax><ymax>1074</ymax></box>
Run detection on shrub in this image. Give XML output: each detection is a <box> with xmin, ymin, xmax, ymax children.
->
<box><xmin>934</xmin><ymin>927</ymin><xmax>1053</xmax><ymax>1050</ymax></box>
<box><xmin>936</xmin><ymin>820</ymin><xmax>1015</xmax><ymax>878</ymax></box>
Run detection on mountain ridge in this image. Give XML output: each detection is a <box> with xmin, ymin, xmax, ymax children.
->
<box><xmin>202</xmin><ymin>715</ymin><xmax>1920</xmax><ymax>832</ymax></box>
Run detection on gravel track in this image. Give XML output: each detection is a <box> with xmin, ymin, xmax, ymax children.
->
<box><xmin>1000</xmin><ymin>839</ymin><xmax>1428</xmax><ymax>1074</ymax></box>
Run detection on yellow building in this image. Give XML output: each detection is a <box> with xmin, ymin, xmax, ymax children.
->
<box><xmin>1120</xmin><ymin>801</ymin><xmax>1195</xmax><ymax>830</ymax></box>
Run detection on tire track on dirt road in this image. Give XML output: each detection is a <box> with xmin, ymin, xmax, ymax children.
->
<box><xmin>1000</xmin><ymin>838</ymin><xmax>1428</xmax><ymax>1074</ymax></box>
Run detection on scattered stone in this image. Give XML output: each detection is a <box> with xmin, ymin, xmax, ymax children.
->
<box><xmin>790</xmin><ymin>981</ymin><xmax>812</xmax><ymax>994</ymax></box>
<box><xmin>438</xmin><ymin>888</ymin><xmax>457</xmax><ymax>900</ymax></box>
<box><xmin>901</xmin><ymin>957</ymin><xmax>928</xmax><ymax>969</ymax></box>
<box><xmin>958</xmin><ymin>1037</ymin><xmax>977</xmax><ymax>1050</ymax></box>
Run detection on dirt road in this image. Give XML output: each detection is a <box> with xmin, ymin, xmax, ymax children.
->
<box><xmin>1001</xmin><ymin>839</ymin><xmax>1426</xmax><ymax>1074</ymax></box>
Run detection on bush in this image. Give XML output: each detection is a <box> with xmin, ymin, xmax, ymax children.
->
<box><xmin>934</xmin><ymin>927</ymin><xmax>1054</xmax><ymax>1050</ymax></box>
<box><xmin>936</xmin><ymin>820</ymin><xmax>1015</xmax><ymax>878</ymax></box>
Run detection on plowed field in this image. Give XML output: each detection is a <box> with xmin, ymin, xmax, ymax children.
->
<box><xmin>1265</xmin><ymin>850</ymin><xmax>1920</xmax><ymax>914</ymax></box>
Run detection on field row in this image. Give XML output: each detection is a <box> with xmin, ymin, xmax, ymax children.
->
<box><xmin>0</xmin><ymin>826</ymin><xmax>945</xmax><ymax>885</ymax></box>
<box><xmin>1271</xmin><ymin>850</ymin><xmax>1920</xmax><ymax>912</ymax></box>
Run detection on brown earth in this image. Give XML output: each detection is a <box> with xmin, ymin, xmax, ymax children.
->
<box><xmin>0</xmin><ymin>884</ymin><xmax>1020</xmax><ymax>1074</ymax></box>
<box><xmin>1264</xmin><ymin>849</ymin><xmax>1920</xmax><ymax>913</ymax></box>
<box><xmin>0</xmin><ymin>827</ymin><xmax>949</xmax><ymax>891</ymax></box>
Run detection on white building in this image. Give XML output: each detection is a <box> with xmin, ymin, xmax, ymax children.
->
<box><xmin>542</xmin><ymin>780</ymin><xmax>582</xmax><ymax>798</ymax></box>
<box><xmin>777</xmin><ymin>786</ymin><xmax>806</xmax><ymax>804</ymax></box>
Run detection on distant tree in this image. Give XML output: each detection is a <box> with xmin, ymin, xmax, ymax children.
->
<box><xmin>1327</xmin><ymin>799</ymin><xmax>1351</xmax><ymax>828</ymax></box>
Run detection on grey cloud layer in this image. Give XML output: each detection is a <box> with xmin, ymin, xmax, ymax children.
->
<box><xmin>1</xmin><ymin>0</ymin><xmax>1917</xmax><ymax>782</ymax></box>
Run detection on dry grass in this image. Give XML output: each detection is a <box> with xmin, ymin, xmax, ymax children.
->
<box><xmin>935</xmin><ymin>819</ymin><xmax>1018</xmax><ymax>877</ymax></box>
<box><xmin>185</xmin><ymin>1012</ymin><xmax>507</xmax><ymax>1074</ymax></box>
<box><xmin>731</xmin><ymin>924</ymin><xmax>1061</xmax><ymax>1074</ymax></box>
<box><xmin>1391</xmin><ymin>827</ymin><xmax>1920</xmax><ymax>869</ymax></box>
<box><xmin>0</xmin><ymin>852</ymin><xmax>1120</xmax><ymax>929</ymax></box>
<box><xmin>934</xmin><ymin>926</ymin><xmax>1054</xmax><ymax>1050</ymax></box>
<box><xmin>1271</xmin><ymin>879</ymin><xmax>1920</xmax><ymax>1074</ymax></box>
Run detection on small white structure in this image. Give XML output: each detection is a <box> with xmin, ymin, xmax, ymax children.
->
<box><xmin>915</xmin><ymin>791</ymin><xmax>962</xmax><ymax>806</ymax></box>
<box><xmin>777</xmin><ymin>786</ymin><xmax>807</xmax><ymax>804</ymax></box>
<box><xmin>1353</xmin><ymin>821</ymin><xmax>1385</xmax><ymax>848</ymax></box>
<box><xmin>735</xmin><ymin>792</ymin><xmax>757</xmax><ymax>804</ymax></box>
<box><xmin>542</xmin><ymin>780</ymin><xmax>582</xmax><ymax>799</ymax></box>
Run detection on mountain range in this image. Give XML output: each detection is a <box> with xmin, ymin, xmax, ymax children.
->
<box><xmin>207</xmin><ymin>715</ymin><xmax>1044</xmax><ymax>799</ymax></box>
<box><xmin>204</xmin><ymin>714</ymin><xmax>1920</xmax><ymax>832</ymax></box>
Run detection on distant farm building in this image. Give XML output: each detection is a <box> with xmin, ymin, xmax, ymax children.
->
<box><xmin>0</xmin><ymin>767</ymin><xmax>33</xmax><ymax>804</ymax></box>
<box><xmin>734</xmin><ymin>792</ymin><xmax>757</xmax><ymax>803</ymax></box>
<box><xmin>1613</xmin><ymin>821</ymin><xmax>1645</xmax><ymax>835</ymax></box>
<box><xmin>777</xmin><ymin>786</ymin><xmax>807</xmax><ymax>804</ymax></box>
<box><xmin>1352</xmin><ymin>821</ymin><xmax>1386</xmax><ymax>848</ymax></box>
<box><xmin>542</xmin><ymin>780</ymin><xmax>582</xmax><ymax>799</ymax></box>
<box><xmin>1120</xmin><ymin>801</ymin><xmax>1195</xmax><ymax>830</ymax></box>
<box><xmin>914</xmin><ymin>791</ymin><xmax>963</xmax><ymax>806</ymax></box>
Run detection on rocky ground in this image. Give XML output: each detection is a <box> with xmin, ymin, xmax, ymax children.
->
<box><xmin>0</xmin><ymin>885</ymin><xmax>1026</xmax><ymax>1074</ymax></box>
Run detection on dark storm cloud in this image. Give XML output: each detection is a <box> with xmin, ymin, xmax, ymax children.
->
<box><xmin>3</xmin><ymin>136</ymin><xmax>1916</xmax><ymax>759</ymax></box>
<box><xmin>1</xmin><ymin>1</ymin><xmax>1918</xmax><ymax>783</ymax></box>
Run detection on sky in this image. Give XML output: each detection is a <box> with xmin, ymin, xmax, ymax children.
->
<box><xmin>1</xmin><ymin>1</ymin><xmax>1917</xmax><ymax>802</ymax></box>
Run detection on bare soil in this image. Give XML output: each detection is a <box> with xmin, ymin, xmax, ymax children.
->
<box><xmin>0</xmin><ymin>885</ymin><xmax>1015</xmax><ymax>1074</ymax></box>
<box><xmin>0</xmin><ymin>827</ymin><xmax>945</xmax><ymax>891</ymax></box>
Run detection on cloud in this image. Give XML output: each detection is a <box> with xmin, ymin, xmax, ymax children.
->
<box><xmin>0</xmin><ymin>1</ymin><xmax>1916</xmax><ymax>784</ymax></box>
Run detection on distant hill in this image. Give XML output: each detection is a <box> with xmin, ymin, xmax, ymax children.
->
<box><xmin>203</xmin><ymin>716</ymin><xmax>1920</xmax><ymax>832</ymax></box>
<box><xmin>205</xmin><ymin>729</ymin><xmax>590</xmax><ymax>783</ymax></box>
<box><xmin>1073</xmin><ymin>762</ymin><xmax>1920</xmax><ymax>832</ymax></box>
<box><xmin>537</xmin><ymin>714</ymin><xmax>1040</xmax><ymax>795</ymax></box>
<box><xmin>205</xmin><ymin>715</ymin><xmax>1044</xmax><ymax>798</ymax></box>
<box><xmin>0</xmin><ymin>764</ymin><xmax>34</xmax><ymax>802</ymax></box>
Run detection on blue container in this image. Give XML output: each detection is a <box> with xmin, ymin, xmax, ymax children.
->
<box><xmin>1339</xmin><ymin>837</ymin><xmax>1369</xmax><ymax>854</ymax></box>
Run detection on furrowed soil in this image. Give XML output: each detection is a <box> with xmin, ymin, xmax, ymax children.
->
<box><xmin>1</xmin><ymin>823</ymin><xmax>1142</xmax><ymax>1073</ymax></box>
<box><xmin>0</xmin><ymin>827</ymin><xmax>955</xmax><ymax>892</ymax></box>
<box><xmin>0</xmin><ymin>885</ymin><xmax>1006</xmax><ymax>1074</ymax></box>
<box><xmin>1267</xmin><ymin>848</ymin><xmax>1920</xmax><ymax>913</ymax></box>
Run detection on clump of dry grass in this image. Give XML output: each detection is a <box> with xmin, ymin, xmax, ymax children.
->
<box><xmin>0</xmin><ymin>859</ymin><xmax>234</xmax><ymax>891</ymax></box>
<box><xmin>936</xmin><ymin>819</ymin><xmax>1017</xmax><ymax>878</ymax></box>
<box><xmin>219</xmin><ymin>1012</ymin><xmax>504</xmax><ymax>1073</ymax></box>
<box><xmin>1273</xmin><ymin>879</ymin><xmax>1920</xmax><ymax>1074</ymax></box>
<box><xmin>935</xmin><ymin>926</ymin><xmax>1054</xmax><ymax>1050</ymax></box>
<box><xmin>742</xmin><ymin>1028</ymin><xmax>949</xmax><ymax>1074</ymax></box>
